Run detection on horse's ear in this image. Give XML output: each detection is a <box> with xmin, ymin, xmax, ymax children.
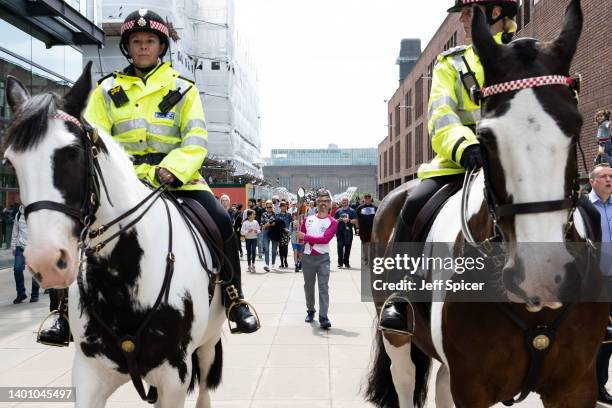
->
<box><xmin>6</xmin><ymin>76</ymin><xmax>30</xmax><ymax>113</ymax></box>
<box><xmin>550</xmin><ymin>0</ymin><xmax>582</xmax><ymax>73</ymax></box>
<box><xmin>63</xmin><ymin>61</ymin><xmax>93</xmax><ymax>118</ymax></box>
<box><xmin>471</xmin><ymin>6</ymin><xmax>502</xmax><ymax>80</ymax></box>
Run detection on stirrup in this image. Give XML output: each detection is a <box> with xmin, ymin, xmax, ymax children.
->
<box><xmin>226</xmin><ymin>299</ymin><xmax>261</xmax><ymax>334</ymax></box>
<box><xmin>377</xmin><ymin>294</ymin><xmax>416</xmax><ymax>336</ymax></box>
<box><xmin>36</xmin><ymin>309</ymin><xmax>71</xmax><ymax>347</ymax></box>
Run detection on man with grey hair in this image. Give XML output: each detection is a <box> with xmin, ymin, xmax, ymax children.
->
<box><xmin>589</xmin><ymin>164</ymin><xmax>612</xmax><ymax>403</ymax></box>
<box><xmin>296</xmin><ymin>190</ymin><xmax>338</xmax><ymax>328</ymax></box>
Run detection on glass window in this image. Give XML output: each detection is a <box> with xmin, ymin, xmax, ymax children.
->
<box><xmin>0</xmin><ymin>15</ymin><xmax>31</xmax><ymax>61</ymax></box>
<box><xmin>32</xmin><ymin>37</ymin><xmax>66</xmax><ymax>78</ymax></box>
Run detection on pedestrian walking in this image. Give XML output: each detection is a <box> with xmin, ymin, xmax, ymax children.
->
<box><xmin>255</xmin><ymin>199</ymin><xmax>265</xmax><ymax>259</ymax></box>
<box><xmin>11</xmin><ymin>203</ymin><xmax>39</xmax><ymax>304</ymax></box>
<box><xmin>334</xmin><ymin>196</ymin><xmax>357</xmax><ymax>269</ymax></box>
<box><xmin>290</xmin><ymin>212</ymin><xmax>303</xmax><ymax>272</ymax></box>
<box><xmin>594</xmin><ymin>110</ymin><xmax>612</xmax><ymax>165</ymax></box>
<box><xmin>261</xmin><ymin>200</ymin><xmax>278</xmax><ymax>272</ymax></box>
<box><xmin>277</xmin><ymin>202</ymin><xmax>292</xmax><ymax>269</ymax></box>
<box><xmin>234</xmin><ymin>204</ymin><xmax>244</xmax><ymax>257</ymax></box>
<box><xmin>241</xmin><ymin>210</ymin><xmax>261</xmax><ymax>273</ymax></box>
<box><xmin>356</xmin><ymin>193</ymin><xmax>377</xmax><ymax>266</ymax></box>
<box><xmin>296</xmin><ymin>190</ymin><xmax>338</xmax><ymax>329</ymax></box>
<box><xmin>306</xmin><ymin>200</ymin><xmax>317</xmax><ymax>217</ymax></box>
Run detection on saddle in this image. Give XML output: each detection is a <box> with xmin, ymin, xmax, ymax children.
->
<box><xmin>177</xmin><ymin>196</ymin><xmax>225</xmax><ymax>266</ymax></box>
<box><xmin>403</xmin><ymin>181</ymin><xmax>463</xmax><ymax>242</ymax></box>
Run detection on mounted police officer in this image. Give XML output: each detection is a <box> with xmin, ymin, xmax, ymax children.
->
<box><xmin>38</xmin><ymin>9</ymin><xmax>259</xmax><ymax>346</ymax></box>
<box><xmin>378</xmin><ymin>0</ymin><xmax>518</xmax><ymax>334</ymax></box>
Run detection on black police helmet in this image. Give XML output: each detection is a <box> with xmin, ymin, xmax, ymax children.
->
<box><xmin>120</xmin><ymin>9</ymin><xmax>170</xmax><ymax>60</ymax></box>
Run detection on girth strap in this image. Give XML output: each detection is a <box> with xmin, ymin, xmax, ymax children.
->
<box><xmin>498</xmin><ymin>303</ymin><xmax>573</xmax><ymax>405</ymax></box>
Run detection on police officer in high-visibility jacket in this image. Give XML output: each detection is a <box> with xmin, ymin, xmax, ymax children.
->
<box><xmin>378</xmin><ymin>0</ymin><xmax>518</xmax><ymax>334</ymax></box>
<box><xmin>38</xmin><ymin>9</ymin><xmax>259</xmax><ymax>346</ymax></box>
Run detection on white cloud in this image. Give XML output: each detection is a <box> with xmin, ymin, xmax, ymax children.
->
<box><xmin>234</xmin><ymin>0</ymin><xmax>451</xmax><ymax>156</ymax></box>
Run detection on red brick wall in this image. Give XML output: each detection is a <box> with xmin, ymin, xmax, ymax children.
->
<box><xmin>378</xmin><ymin>0</ymin><xmax>612</xmax><ymax>197</ymax></box>
<box><xmin>518</xmin><ymin>0</ymin><xmax>612</xmax><ymax>170</ymax></box>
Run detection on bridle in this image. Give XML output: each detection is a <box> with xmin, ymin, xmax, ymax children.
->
<box><xmin>24</xmin><ymin>111</ymin><xmax>107</xmax><ymax>229</ymax></box>
<box><xmin>461</xmin><ymin>73</ymin><xmax>586</xmax><ymax>253</ymax></box>
<box><xmin>23</xmin><ymin>110</ymin><xmax>168</xmax><ymax>256</ymax></box>
<box><xmin>460</xmin><ymin>74</ymin><xmax>593</xmax><ymax>406</ymax></box>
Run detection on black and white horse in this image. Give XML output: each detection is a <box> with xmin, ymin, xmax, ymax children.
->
<box><xmin>3</xmin><ymin>64</ymin><xmax>225</xmax><ymax>407</ymax></box>
<box><xmin>366</xmin><ymin>1</ymin><xmax>608</xmax><ymax>407</ymax></box>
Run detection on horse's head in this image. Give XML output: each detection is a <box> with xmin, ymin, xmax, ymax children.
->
<box><xmin>472</xmin><ymin>0</ymin><xmax>584</xmax><ymax>308</ymax></box>
<box><xmin>3</xmin><ymin>63</ymin><xmax>94</xmax><ymax>288</ymax></box>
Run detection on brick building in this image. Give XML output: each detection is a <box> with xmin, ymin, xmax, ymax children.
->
<box><xmin>378</xmin><ymin>0</ymin><xmax>612</xmax><ymax>198</ymax></box>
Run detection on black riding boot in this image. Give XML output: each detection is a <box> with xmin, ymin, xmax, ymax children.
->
<box><xmin>38</xmin><ymin>289</ymin><xmax>71</xmax><ymax>346</ymax></box>
<box><xmin>220</xmin><ymin>234</ymin><xmax>260</xmax><ymax>334</ymax></box>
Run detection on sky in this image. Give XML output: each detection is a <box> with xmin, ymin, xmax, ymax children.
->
<box><xmin>233</xmin><ymin>0</ymin><xmax>452</xmax><ymax>157</ymax></box>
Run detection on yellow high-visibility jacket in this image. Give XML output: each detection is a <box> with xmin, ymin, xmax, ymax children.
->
<box><xmin>84</xmin><ymin>62</ymin><xmax>210</xmax><ymax>191</ymax></box>
<box><xmin>417</xmin><ymin>32</ymin><xmax>504</xmax><ymax>180</ymax></box>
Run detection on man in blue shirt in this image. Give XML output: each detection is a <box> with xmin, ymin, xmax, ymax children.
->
<box><xmin>589</xmin><ymin>164</ymin><xmax>612</xmax><ymax>404</ymax></box>
<box><xmin>334</xmin><ymin>196</ymin><xmax>357</xmax><ymax>268</ymax></box>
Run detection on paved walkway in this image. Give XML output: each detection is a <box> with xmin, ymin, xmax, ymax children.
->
<box><xmin>0</xmin><ymin>239</ymin><xmax>607</xmax><ymax>407</ymax></box>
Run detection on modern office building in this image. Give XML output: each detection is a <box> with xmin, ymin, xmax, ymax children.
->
<box><xmin>263</xmin><ymin>145</ymin><xmax>378</xmax><ymax>197</ymax></box>
<box><xmin>0</xmin><ymin>0</ymin><xmax>104</xmax><ymax>207</ymax></box>
<box><xmin>378</xmin><ymin>0</ymin><xmax>611</xmax><ymax>198</ymax></box>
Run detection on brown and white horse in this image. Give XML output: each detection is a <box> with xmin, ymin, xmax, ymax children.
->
<box><xmin>365</xmin><ymin>1</ymin><xmax>608</xmax><ymax>407</ymax></box>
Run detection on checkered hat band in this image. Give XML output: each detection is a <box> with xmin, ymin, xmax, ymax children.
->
<box><xmin>52</xmin><ymin>111</ymin><xmax>83</xmax><ymax>131</ymax></box>
<box><xmin>121</xmin><ymin>20</ymin><xmax>135</xmax><ymax>34</ymax></box>
<box><xmin>121</xmin><ymin>19</ymin><xmax>168</xmax><ymax>37</ymax></box>
<box><xmin>482</xmin><ymin>75</ymin><xmax>571</xmax><ymax>97</ymax></box>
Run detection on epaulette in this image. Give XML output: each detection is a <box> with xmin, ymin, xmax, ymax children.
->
<box><xmin>440</xmin><ymin>45</ymin><xmax>469</xmax><ymax>58</ymax></box>
<box><xmin>97</xmin><ymin>72</ymin><xmax>116</xmax><ymax>85</ymax></box>
<box><xmin>177</xmin><ymin>75</ymin><xmax>195</xmax><ymax>85</ymax></box>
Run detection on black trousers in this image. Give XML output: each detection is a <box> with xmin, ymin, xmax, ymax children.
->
<box><xmin>49</xmin><ymin>288</ymin><xmax>68</xmax><ymax>312</ymax></box>
<box><xmin>174</xmin><ymin>190</ymin><xmax>243</xmax><ymax>300</ymax></box>
<box><xmin>337</xmin><ymin>236</ymin><xmax>353</xmax><ymax>266</ymax></box>
<box><xmin>395</xmin><ymin>174</ymin><xmax>464</xmax><ymax>242</ymax></box>
<box><xmin>279</xmin><ymin>243</ymin><xmax>288</xmax><ymax>265</ymax></box>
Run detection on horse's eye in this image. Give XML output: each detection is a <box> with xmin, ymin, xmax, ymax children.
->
<box><xmin>2</xmin><ymin>157</ymin><xmax>11</xmax><ymax>166</ymax></box>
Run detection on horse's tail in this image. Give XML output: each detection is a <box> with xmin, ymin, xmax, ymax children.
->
<box><xmin>411</xmin><ymin>342</ymin><xmax>431</xmax><ymax>408</ymax></box>
<box><xmin>188</xmin><ymin>349</ymin><xmax>200</xmax><ymax>394</ymax></box>
<box><xmin>364</xmin><ymin>331</ymin><xmax>399</xmax><ymax>407</ymax></box>
<box><xmin>188</xmin><ymin>340</ymin><xmax>223</xmax><ymax>393</ymax></box>
<box><xmin>364</xmin><ymin>332</ymin><xmax>432</xmax><ymax>408</ymax></box>
<box><xmin>205</xmin><ymin>340</ymin><xmax>223</xmax><ymax>389</ymax></box>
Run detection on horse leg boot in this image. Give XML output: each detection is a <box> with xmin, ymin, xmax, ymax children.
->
<box><xmin>38</xmin><ymin>288</ymin><xmax>71</xmax><ymax>346</ymax></box>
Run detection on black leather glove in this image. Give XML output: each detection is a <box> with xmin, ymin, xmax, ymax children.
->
<box><xmin>155</xmin><ymin>167</ymin><xmax>182</xmax><ymax>188</ymax></box>
<box><xmin>460</xmin><ymin>145</ymin><xmax>483</xmax><ymax>170</ymax></box>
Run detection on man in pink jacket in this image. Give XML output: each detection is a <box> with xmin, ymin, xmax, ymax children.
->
<box><xmin>296</xmin><ymin>190</ymin><xmax>338</xmax><ymax>329</ymax></box>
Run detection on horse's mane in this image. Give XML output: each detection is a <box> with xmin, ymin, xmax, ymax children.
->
<box><xmin>4</xmin><ymin>93</ymin><xmax>61</xmax><ymax>152</ymax></box>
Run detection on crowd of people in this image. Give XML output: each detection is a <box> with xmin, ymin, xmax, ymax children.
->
<box><xmin>214</xmin><ymin>192</ymin><xmax>378</xmax><ymax>329</ymax></box>
<box><xmin>217</xmin><ymin>193</ymin><xmax>377</xmax><ymax>273</ymax></box>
